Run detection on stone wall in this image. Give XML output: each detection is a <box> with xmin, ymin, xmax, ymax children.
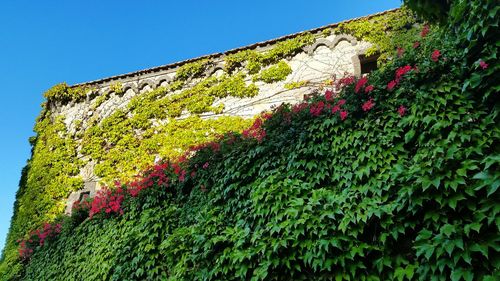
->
<box><xmin>58</xmin><ymin>28</ymin><xmax>375</xmax><ymax>213</ymax></box>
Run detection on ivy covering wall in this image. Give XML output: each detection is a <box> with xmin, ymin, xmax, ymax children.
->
<box><xmin>8</xmin><ymin>5</ymin><xmax>500</xmax><ymax>277</ymax></box>
<box><xmin>0</xmin><ymin>8</ymin><xmax>430</xmax><ymax>280</ymax></box>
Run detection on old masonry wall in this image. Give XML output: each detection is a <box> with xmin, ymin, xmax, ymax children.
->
<box><xmin>51</xmin><ymin>22</ymin><xmax>379</xmax><ymax>213</ymax></box>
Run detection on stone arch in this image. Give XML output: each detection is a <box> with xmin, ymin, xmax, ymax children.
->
<box><xmin>138</xmin><ymin>79</ymin><xmax>155</xmax><ymax>91</ymax></box>
<box><xmin>206</xmin><ymin>62</ymin><xmax>225</xmax><ymax>76</ymax></box>
<box><xmin>155</xmin><ymin>76</ymin><xmax>173</xmax><ymax>87</ymax></box>
<box><xmin>305</xmin><ymin>38</ymin><xmax>333</xmax><ymax>55</ymax></box>
<box><xmin>305</xmin><ymin>34</ymin><xmax>358</xmax><ymax>55</ymax></box>
<box><xmin>86</xmin><ymin>88</ymin><xmax>100</xmax><ymax>100</ymax></box>
<box><xmin>331</xmin><ymin>34</ymin><xmax>357</xmax><ymax>47</ymax></box>
<box><xmin>122</xmin><ymin>83</ymin><xmax>138</xmax><ymax>94</ymax></box>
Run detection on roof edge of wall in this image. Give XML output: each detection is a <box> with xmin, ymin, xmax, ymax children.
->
<box><xmin>71</xmin><ymin>8</ymin><xmax>399</xmax><ymax>88</ymax></box>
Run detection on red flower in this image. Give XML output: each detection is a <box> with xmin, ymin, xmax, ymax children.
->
<box><xmin>431</xmin><ymin>50</ymin><xmax>441</xmax><ymax>62</ymax></box>
<box><xmin>212</xmin><ymin>143</ymin><xmax>220</xmax><ymax>152</ymax></box>
<box><xmin>398</xmin><ymin>105</ymin><xmax>407</xmax><ymax>117</ymax></box>
<box><xmin>337</xmin><ymin>99</ymin><xmax>346</xmax><ymax>106</ymax></box>
<box><xmin>387</xmin><ymin>80</ymin><xmax>397</xmax><ymax>91</ymax></box>
<box><xmin>479</xmin><ymin>60</ymin><xmax>488</xmax><ymax>69</ymax></box>
<box><xmin>365</xmin><ymin>85</ymin><xmax>374</xmax><ymax>93</ymax></box>
<box><xmin>420</xmin><ymin>25</ymin><xmax>430</xmax><ymax>37</ymax></box>
<box><xmin>128</xmin><ymin>188</ymin><xmax>139</xmax><ymax>197</ymax></box>
<box><xmin>354</xmin><ymin>77</ymin><xmax>368</xmax><ymax>93</ymax></box>
<box><xmin>325</xmin><ymin>89</ymin><xmax>333</xmax><ymax>101</ymax></box>
<box><xmin>179</xmin><ymin>170</ymin><xmax>186</xmax><ymax>182</ymax></box>
<box><xmin>309</xmin><ymin>101</ymin><xmax>325</xmax><ymax>117</ymax></box>
<box><xmin>242</xmin><ymin>129</ymin><xmax>250</xmax><ymax>138</ymax></box>
<box><xmin>362</xmin><ymin>99</ymin><xmax>375</xmax><ymax>112</ymax></box>
<box><xmin>413</xmin><ymin>41</ymin><xmax>420</xmax><ymax>48</ymax></box>
<box><xmin>397</xmin><ymin>47</ymin><xmax>404</xmax><ymax>57</ymax></box>
<box><xmin>173</xmin><ymin>164</ymin><xmax>181</xmax><ymax>175</ymax></box>
<box><xmin>292</xmin><ymin>102</ymin><xmax>308</xmax><ymax>113</ymax></box>
<box><xmin>334</xmin><ymin>75</ymin><xmax>356</xmax><ymax>91</ymax></box>
<box><xmin>255</xmin><ymin>129</ymin><xmax>266</xmax><ymax>142</ymax></box>
<box><xmin>340</xmin><ymin>110</ymin><xmax>348</xmax><ymax>121</ymax></box>
<box><xmin>395</xmin><ymin>65</ymin><xmax>413</xmax><ymax>81</ymax></box>
<box><xmin>331</xmin><ymin>105</ymin><xmax>340</xmax><ymax>113</ymax></box>
<box><xmin>261</xmin><ymin>112</ymin><xmax>273</xmax><ymax>120</ymax></box>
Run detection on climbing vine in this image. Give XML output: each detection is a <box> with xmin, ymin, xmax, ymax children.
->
<box><xmin>224</xmin><ymin>33</ymin><xmax>314</xmax><ymax>74</ymax></box>
<box><xmin>335</xmin><ymin>7</ymin><xmax>418</xmax><ymax>63</ymax></box>
<box><xmin>10</xmin><ymin>18</ymin><xmax>500</xmax><ymax>279</ymax></box>
<box><xmin>253</xmin><ymin>60</ymin><xmax>292</xmax><ymax>83</ymax></box>
<box><xmin>174</xmin><ymin>59</ymin><xmax>210</xmax><ymax>81</ymax></box>
<box><xmin>1</xmin><ymin>8</ymin><xmax>425</xmax><ymax>280</ymax></box>
<box><xmin>109</xmin><ymin>82</ymin><xmax>123</xmax><ymax>95</ymax></box>
<box><xmin>43</xmin><ymin>83</ymin><xmax>89</xmax><ymax>105</ymax></box>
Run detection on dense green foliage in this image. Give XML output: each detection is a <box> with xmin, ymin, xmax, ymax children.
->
<box><xmin>0</xmin><ymin>115</ymin><xmax>84</xmax><ymax>279</ymax></box>
<box><xmin>13</xmin><ymin>6</ymin><xmax>500</xmax><ymax>280</ymax></box>
<box><xmin>43</xmin><ymin>83</ymin><xmax>89</xmax><ymax>105</ymax></box>
<box><xmin>334</xmin><ymin>7</ymin><xmax>418</xmax><ymax>64</ymax></box>
<box><xmin>253</xmin><ymin>61</ymin><xmax>292</xmax><ymax>83</ymax></box>
<box><xmin>6</xmin><ymin>1</ymin><xmax>499</xmax><ymax>278</ymax></box>
<box><xmin>224</xmin><ymin>34</ymin><xmax>315</xmax><ymax>74</ymax></box>
<box><xmin>403</xmin><ymin>0</ymin><xmax>451</xmax><ymax>23</ymax></box>
<box><xmin>175</xmin><ymin>59</ymin><xmax>210</xmax><ymax>81</ymax></box>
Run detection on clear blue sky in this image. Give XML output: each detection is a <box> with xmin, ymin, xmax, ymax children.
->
<box><xmin>0</xmin><ymin>0</ymin><xmax>401</xmax><ymax>252</ymax></box>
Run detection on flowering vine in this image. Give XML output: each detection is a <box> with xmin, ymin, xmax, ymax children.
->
<box><xmin>17</xmin><ymin>23</ymin><xmax>441</xmax><ymax>261</ymax></box>
<box><xmin>431</xmin><ymin>50</ymin><xmax>441</xmax><ymax>62</ymax></box>
<box><xmin>17</xmin><ymin>222</ymin><xmax>62</xmax><ymax>260</ymax></box>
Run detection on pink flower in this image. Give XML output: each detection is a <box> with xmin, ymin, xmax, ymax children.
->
<box><xmin>355</xmin><ymin>77</ymin><xmax>368</xmax><ymax>93</ymax></box>
<box><xmin>325</xmin><ymin>89</ymin><xmax>333</xmax><ymax>101</ymax></box>
<box><xmin>420</xmin><ymin>25</ymin><xmax>430</xmax><ymax>37</ymax></box>
<box><xmin>255</xmin><ymin>129</ymin><xmax>266</xmax><ymax>142</ymax></box>
<box><xmin>340</xmin><ymin>110</ymin><xmax>348</xmax><ymax>121</ymax></box>
<box><xmin>210</xmin><ymin>142</ymin><xmax>220</xmax><ymax>152</ymax></box>
<box><xmin>179</xmin><ymin>170</ymin><xmax>186</xmax><ymax>182</ymax></box>
<box><xmin>431</xmin><ymin>50</ymin><xmax>441</xmax><ymax>62</ymax></box>
<box><xmin>398</xmin><ymin>105</ymin><xmax>407</xmax><ymax>117</ymax></box>
<box><xmin>397</xmin><ymin>47</ymin><xmax>404</xmax><ymax>57</ymax></box>
<box><xmin>334</xmin><ymin>75</ymin><xmax>356</xmax><ymax>91</ymax></box>
<box><xmin>128</xmin><ymin>188</ymin><xmax>139</xmax><ymax>197</ymax></box>
<box><xmin>202</xmin><ymin>162</ymin><xmax>209</xmax><ymax>169</ymax></box>
<box><xmin>395</xmin><ymin>65</ymin><xmax>413</xmax><ymax>81</ymax></box>
<box><xmin>479</xmin><ymin>60</ymin><xmax>488</xmax><ymax>69</ymax></box>
<box><xmin>365</xmin><ymin>85</ymin><xmax>374</xmax><ymax>93</ymax></box>
<box><xmin>242</xmin><ymin>129</ymin><xmax>250</xmax><ymax>138</ymax></box>
<box><xmin>261</xmin><ymin>112</ymin><xmax>273</xmax><ymax>120</ymax></box>
<box><xmin>292</xmin><ymin>102</ymin><xmax>308</xmax><ymax>113</ymax></box>
<box><xmin>387</xmin><ymin>80</ymin><xmax>397</xmax><ymax>91</ymax></box>
<box><xmin>337</xmin><ymin>99</ymin><xmax>346</xmax><ymax>106</ymax></box>
<box><xmin>362</xmin><ymin>99</ymin><xmax>375</xmax><ymax>112</ymax></box>
<box><xmin>413</xmin><ymin>41</ymin><xmax>420</xmax><ymax>49</ymax></box>
<box><xmin>173</xmin><ymin>164</ymin><xmax>181</xmax><ymax>175</ymax></box>
<box><xmin>331</xmin><ymin>105</ymin><xmax>340</xmax><ymax>113</ymax></box>
<box><xmin>309</xmin><ymin>101</ymin><xmax>325</xmax><ymax>117</ymax></box>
